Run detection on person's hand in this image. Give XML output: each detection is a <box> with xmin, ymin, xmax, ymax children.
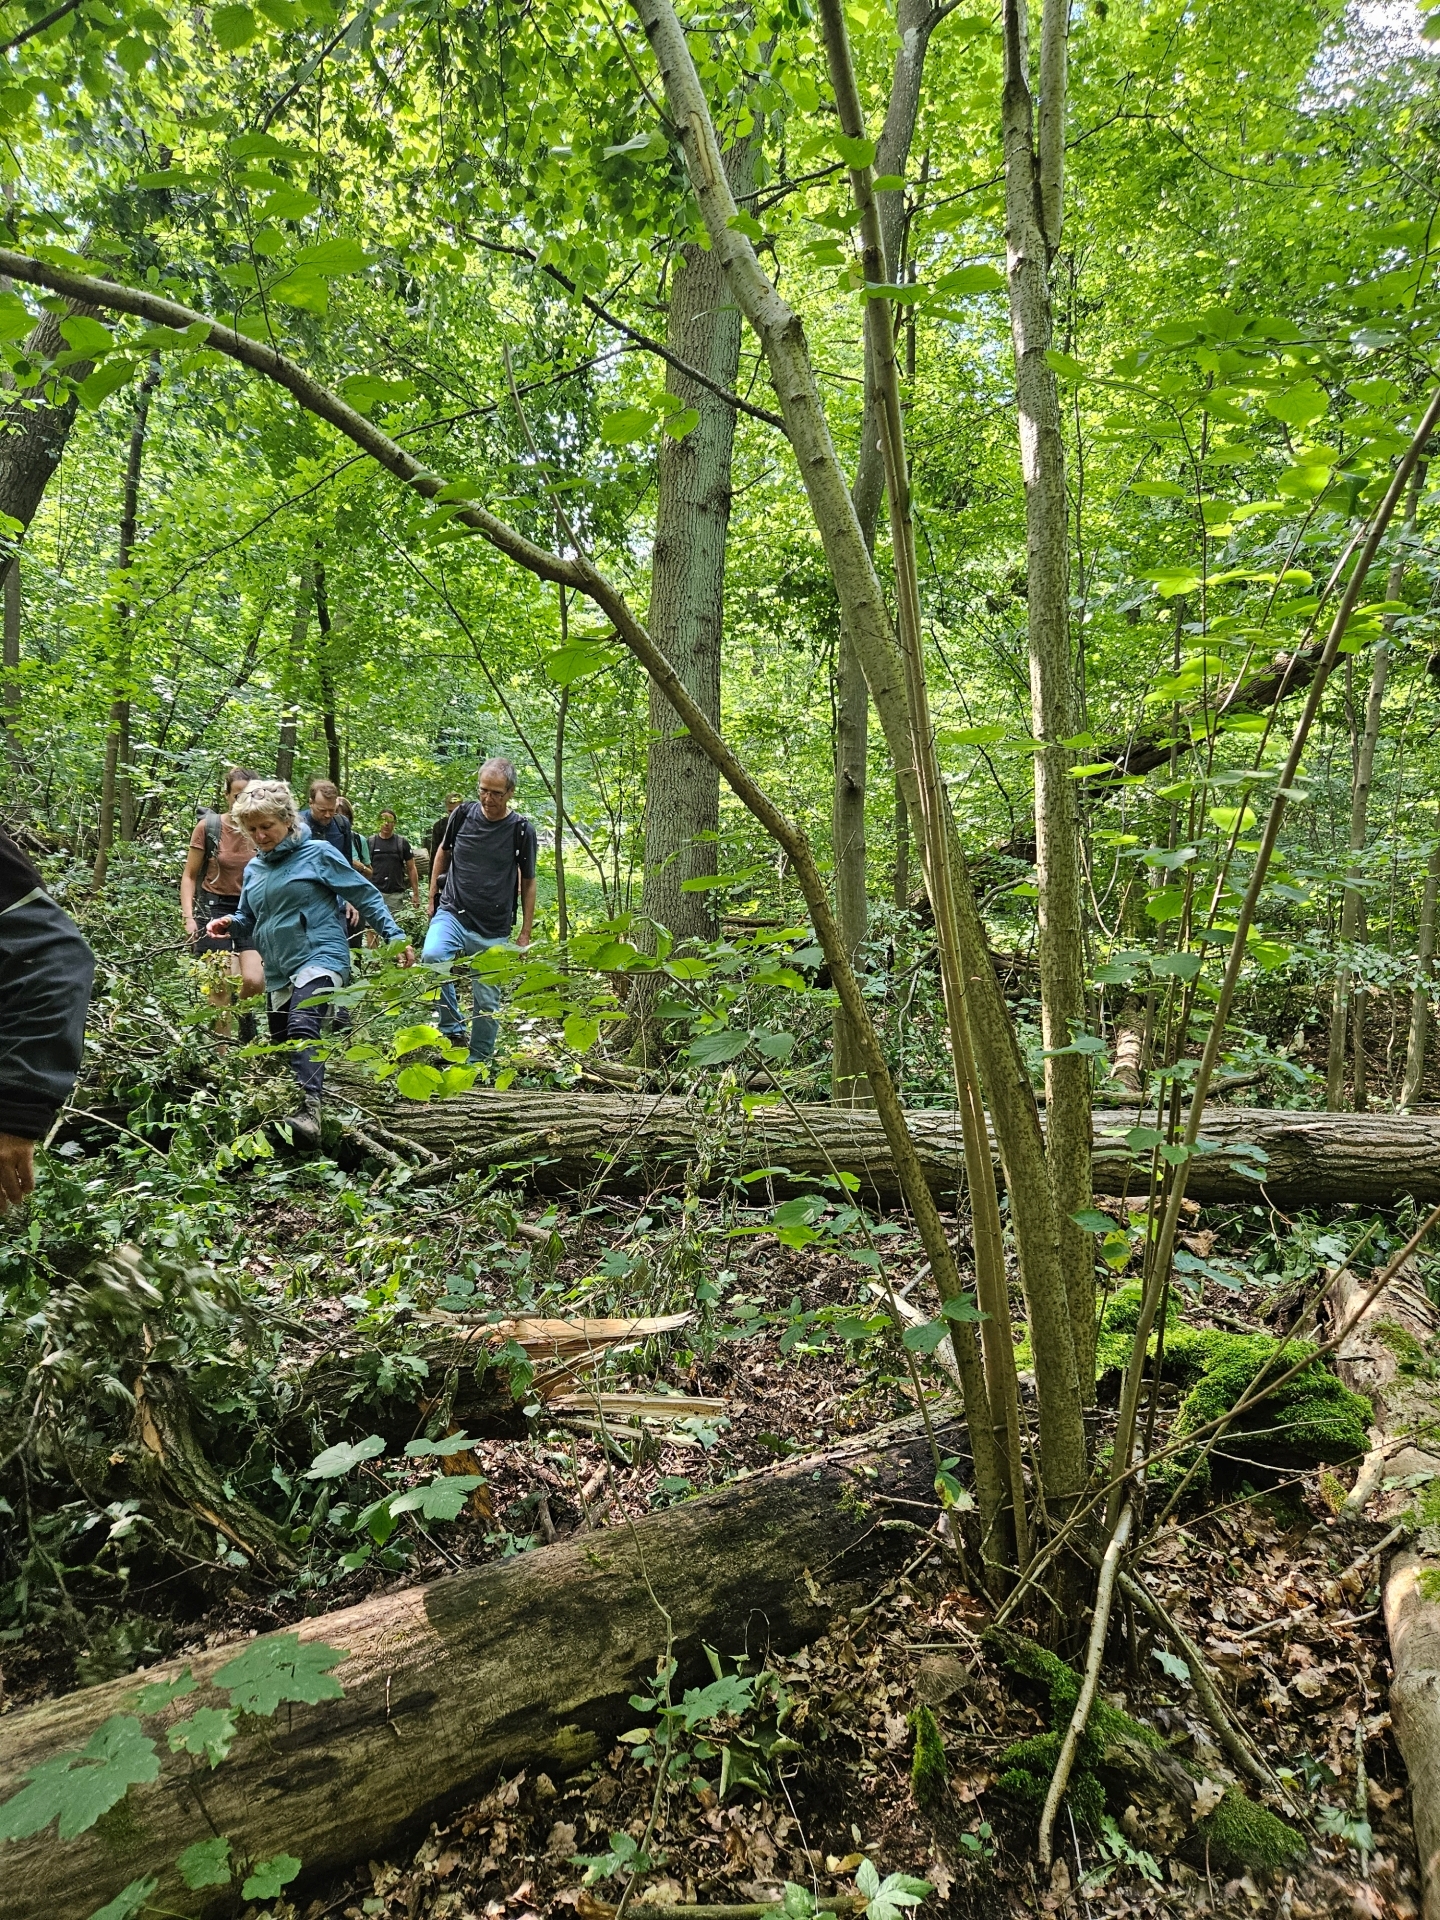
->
<box><xmin>516</xmin><ymin>929</ymin><xmax>532</xmax><ymax>950</ymax></box>
<box><xmin>0</xmin><ymin>1132</ymin><xmax>37</xmax><ymax>1213</ymax></box>
<box><xmin>183</xmin><ymin>915</ymin><xmax>198</xmax><ymax>939</ymax></box>
<box><xmin>206</xmin><ymin>916</ymin><xmax>233</xmax><ymax>938</ymax></box>
<box><xmin>344</xmin><ymin>903</ymin><xmax>360</xmax><ymax>930</ymax></box>
<box><xmin>398</xmin><ymin>945</ymin><xmax>416</xmax><ymax>969</ymax></box>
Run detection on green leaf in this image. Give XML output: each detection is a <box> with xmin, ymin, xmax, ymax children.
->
<box><xmin>1141</xmin><ymin>566</ymin><xmax>1202</xmax><ymax>598</ymax></box>
<box><xmin>688</xmin><ymin>1029</ymin><xmax>751</xmax><ymax>1064</ymax></box>
<box><xmin>60</xmin><ymin>315</ymin><xmax>114</xmax><ymax>356</ymax></box>
<box><xmin>257</xmin><ymin>185</ymin><xmax>321</xmax><ymax>222</ymax></box>
<box><xmin>902</xmin><ymin>1318</ymin><xmax>950</xmax><ymax>1354</ymax></box>
<box><xmin>663</xmin><ymin>406</ymin><xmax>700</xmax><ymax>439</ymax></box>
<box><xmin>857</xmin><ymin>1860</ymin><xmax>882</xmax><ymax>1900</ymax></box>
<box><xmin>395</xmin><ymin>1062</ymin><xmax>444</xmax><ymax>1100</ymax></box>
<box><xmin>563</xmin><ymin>1011</ymin><xmax>600</xmax><ymax>1053</ymax></box>
<box><xmin>405</xmin><ymin>1430</ymin><xmax>476</xmax><ymax>1457</ymax></box>
<box><xmin>270</xmin><ymin>270</ymin><xmax>328</xmax><ymax>315</ymax></box>
<box><xmin>1131</xmin><ymin>480</ymin><xmax>1187</xmax><ymax>498</ymax></box>
<box><xmin>1266</xmin><ymin>380</ymin><xmax>1328</xmax><ymax>428</ymax></box>
<box><xmin>934</xmin><ymin>263</ymin><xmax>1004</xmax><ymax>295</ymax></box>
<box><xmin>392</xmin><ymin>1022</ymin><xmax>443</xmax><ymax>1053</ymax></box>
<box><xmin>0</xmin><ymin>294</ymin><xmax>34</xmax><ymax>342</ymax></box>
<box><xmin>1045</xmin><ymin>349</ymin><xmax>1087</xmax><ymax>380</ymax></box>
<box><xmin>87</xmin><ymin>1879</ymin><xmax>159</xmax><ymax>1920</ymax></box>
<box><xmin>727</xmin><ymin>208</ymin><xmax>764</xmax><ymax>242</ymax></box>
<box><xmin>600</xmin><ymin>406</ymin><xmax>654</xmax><ymax>445</ymax></box>
<box><xmin>177</xmin><ymin>1835</ymin><xmax>233</xmax><ymax>1889</ymax></box>
<box><xmin>131</xmin><ymin>1668</ymin><xmax>197</xmax><ymax>1713</ymax></box>
<box><xmin>390</xmin><ymin>1474</ymin><xmax>486</xmax><ymax>1521</ymax></box>
<box><xmin>546</xmin><ymin>642</ymin><xmax>622</xmax><ymax>686</ymax></box>
<box><xmin>241</xmin><ymin>1854</ymin><xmax>302</xmax><ymax>1899</ymax></box>
<box><xmin>167</xmin><ymin>1706</ymin><xmax>237</xmax><ymax>1768</ymax></box>
<box><xmin>75</xmin><ymin>361</ymin><xmax>136</xmax><ymax>410</ymax></box>
<box><xmin>1152</xmin><ymin>1646</ymin><xmax>1191</xmax><ymax>1684</ymax></box>
<box><xmin>213</xmin><ymin>1633</ymin><xmax>347</xmax><ymax>1715</ymax></box>
<box><xmin>213</xmin><ymin>4</ymin><xmax>259</xmax><ymax>47</ymax></box>
<box><xmin>1149</xmin><ymin>951</ymin><xmax>1201</xmax><ymax>979</ymax></box>
<box><xmin>940</xmin><ymin>1296</ymin><xmax>984</xmax><ymax>1323</ymax></box>
<box><xmin>1071</xmin><ymin>1209</ymin><xmax>1116</xmax><ymax>1233</ymax></box>
<box><xmin>304</xmin><ymin>1434</ymin><xmax>385</xmax><ymax>1479</ymax></box>
<box><xmin>0</xmin><ymin>1715</ymin><xmax>159</xmax><ymax>1841</ymax></box>
<box><xmin>1145</xmin><ymin>888</ymin><xmax>1186</xmax><ymax>922</ymax></box>
<box><xmin>292</xmin><ymin>237</ymin><xmax>374</xmax><ymax>275</ymax></box>
<box><xmin>835</xmin><ymin>135</ymin><xmax>876</xmax><ymax>169</ymax></box>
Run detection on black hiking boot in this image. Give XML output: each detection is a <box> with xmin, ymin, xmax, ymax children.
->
<box><xmin>281</xmin><ymin>1095</ymin><xmax>323</xmax><ymax>1150</ymax></box>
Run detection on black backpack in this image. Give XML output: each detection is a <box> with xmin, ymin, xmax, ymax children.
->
<box><xmin>200</xmin><ymin>809</ymin><xmax>224</xmax><ymax>873</ymax></box>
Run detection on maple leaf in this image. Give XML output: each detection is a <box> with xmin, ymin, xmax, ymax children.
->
<box><xmin>213</xmin><ymin>1632</ymin><xmax>347</xmax><ymax>1715</ymax></box>
<box><xmin>0</xmin><ymin>1715</ymin><xmax>159</xmax><ymax>1841</ymax></box>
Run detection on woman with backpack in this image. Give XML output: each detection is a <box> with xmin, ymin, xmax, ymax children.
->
<box><xmin>206</xmin><ymin>779</ymin><xmax>415</xmax><ymax>1147</ymax></box>
<box><xmin>180</xmin><ymin>766</ymin><xmax>264</xmax><ymax>1038</ymax></box>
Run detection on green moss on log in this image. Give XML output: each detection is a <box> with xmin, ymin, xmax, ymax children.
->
<box><xmin>1200</xmin><ymin>1787</ymin><xmax>1307</xmax><ymax>1869</ymax></box>
<box><xmin>909</xmin><ymin>1706</ymin><xmax>948</xmax><ymax>1814</ymax></box>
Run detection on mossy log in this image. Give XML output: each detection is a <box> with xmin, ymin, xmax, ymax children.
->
<box><xmin>0</xmin><ymin>1414</ymin><xmax>958</xmax><ymax>1920</ymax></box>
<box><xmin>340</xmin><ymin>1084</ymin><xmax>1440</xmax><ymax>1210</ymax></box>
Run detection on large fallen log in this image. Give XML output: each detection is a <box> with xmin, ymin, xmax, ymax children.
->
<box><xmin>343</xmin><ymin>1085</ymin><xmax>1440</xmax><ymax>1209</ymax></box>
<box><xmin>1331</xmin><ymin>1265</ymin><xmax>1440</xmax><ymax>1919</ymax></box>
<box><xmin>0</xmin><ymin>1414</ymin><xmax>957</xmax><ymax>1920</ymax></box>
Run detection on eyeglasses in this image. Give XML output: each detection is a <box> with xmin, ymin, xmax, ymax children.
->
<box><xmin>479</xmin><ymin>786</ymin><xmax>510</xmax><ymax>799</ymax></box>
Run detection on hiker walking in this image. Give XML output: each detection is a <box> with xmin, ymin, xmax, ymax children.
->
<box><xmin>366</xmin><ymin>809</ymin><xmax>419</xmax><ymax>947</ymax></box>
<box><xmin>206</xmin><ymin>780</ymin><xmax>414</xmax><ymax>1148</ymax></box>
<box><xmin>427</xmin><ymin>792</ymin><xmax>462</xmax><ymax>867</ymax></box>
<box><xmin>0</xmin><ymin>827</ymin><xmax>95</xmax><ymax>1213</ymax></box>
<box><xmin>180</xmin><ymin>766</ymin><xmax>265</xmax><ymax>1036</ymax></box>
<box><xmin>337</xmin><ymin>797</ymin><xmax>371</xmax><ymax>878</ymax></box>
<box><xmin>423</xmin><ymin>758</ymin><xmax>537</xmax><ymax>1065</ymax></box>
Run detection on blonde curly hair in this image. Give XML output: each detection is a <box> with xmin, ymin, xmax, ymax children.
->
<box><xmin>231</xmin><ymin>778</ymin><xmax>298</xmax><ymax>834</ymax></box>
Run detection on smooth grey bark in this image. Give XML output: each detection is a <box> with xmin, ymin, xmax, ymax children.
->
<box><xmin>639</xmin><ymin>145</ymin><xmax>753</xmax><ymax>953</ymax></box>
<box><xmin>1000</xmin><ymin>0</ymin><xmax>1094</xmax><ymax>1391</ymax></box>
<box><xmin>92</xmin><ymin>351</ymin><xmax>160</xmax><ymax>888</ymax></box>
<box><xmin>1403</xmin><ymin>841</ymin><xmax>1440</xmax><ymax>1108</ymax></box>
<box><xmin>832</xmin><ymin>0</ymin><xmax>943</xmax><ymax>1108</ymax></box>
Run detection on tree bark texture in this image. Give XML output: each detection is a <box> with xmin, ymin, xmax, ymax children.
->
<box><xmin>2</xmin><ymin>545</ymin><xmax>17</xmax><ymax>720</ymax></box>
<box><xmin>338</xmin><ymin>1085</ymin><xmax>1440</xmax><ymax>1212</ymax></box>
<box><xmin>0</xmin><ymin>1415</ymin><xmax>960</xmax><ymax>1920</ymax></box>
<box><xmin>0</xmin><ymin>301</ymin><xmax>97</xmax><ymax>591</ymax></box>
<box><xmin>92</xmin><ymin>351</ymin><xmax>160</xmax><ymax>888</ymax></box>
<box><xmin>1403</xmin><ymin>841</ymin><xmax>1440</xmax><ymax>1107</ymax></box>
<box><xmin>831</xmin><ymin>0</ymin><xmax>941</xmax><ymax>1109</ymax></box>
<box><xmin>275</xmin><ymin>575</ymin><xmax>311</xmax><ymax>783</ymax></box>
<box><xmin>315</xmin><ymin>556</ymin><xmax>341</xmax><ymax>787</ymax></box>
<box><xmin>1000</xmin><ymin>0</ymin><xmax>1093</xmax><ymax>1390</ymax></box>
<box><xmin>1329</xmin><ymin>1265</ymin><xmax>1440</xmax><ymax>1918</ymax></box>
<box><xmin>639</xmin><ymin>145</ymin><xmax>751</xmax><ymax>952</ymax></box>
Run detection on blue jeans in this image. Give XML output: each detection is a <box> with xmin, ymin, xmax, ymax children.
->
<box><xmin>422</xmin><ymin>911</ymin><xmax>508</xmax><ymax>1061</ymax></box>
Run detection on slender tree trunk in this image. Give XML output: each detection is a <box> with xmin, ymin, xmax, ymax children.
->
<box><xmin>0</xmin><ymin>300</ymin><xmax>99</xmax><ymax>608</ymax></box>
<box><xmin>1404</xmin><ymin>843</ymin><xmax>1440</xmax><ymax>1108</ymax></box>
<box><xmin>555</xmin><ymin>641</ymin><xmax>570</xmax><ymax>946</ymax></box>
<box><xmin>92</xmin><ymin>351</ymin><xmax>160</xmax><ymax>889</ymax></box>
<box><xmin>634</xmin><ymin>0</ymin><xmax>1088</xmax><ymax>1515</ymax></box>
<box><xmin>894</xmin><ymin>774</ymin><xmax>909</xmax><ymax>907</ymax></box>
<box><xmin>831</xmin><ymin>0</ymin><xmax>942</xmax><ymax>1109</ymax></box>
<box><xmin>2</xmin><ymin>547</ymin><xmax>18</xmax><ymax>722</ymax></box>
<box><xmin>314</xmin><ymin>556</ymin><xmax>341</xmax><ymax>787</ymax></box>
<box><xmin>276</xmin><ymin>577</ymin><xmax>311</xmax><ymax>784</ymax></box>
<box><xmin>1329</xmin><ymin>468</ymin><xmax>1422</xmax><ymax>1108</ymax></box>
<box><xmin>1000</xmin><ymin>0</ymin><xmax>1094</xmax><ymax>1394</ymax></box>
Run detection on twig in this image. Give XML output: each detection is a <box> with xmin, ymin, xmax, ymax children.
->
<box><xmin>1038</xmin><ymin>1486</ymin><xmax>1136</xmax><ymax>1868</ymax></box>
<box><xmin>1232</xmin><ymin>1522</ymin><xmax>1407</xmax><ymax>1640</ymax></box>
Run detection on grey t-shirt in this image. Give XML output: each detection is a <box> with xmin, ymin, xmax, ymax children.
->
<box><xmin>438</xmin><ymin>805</ymin><xmax>538</xmax><ymax>937</ymax></box>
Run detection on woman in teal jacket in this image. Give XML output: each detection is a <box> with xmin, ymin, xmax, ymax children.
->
<box><xmin>206</xmin><ymin>779</ymin><xmax>415</xmax><ymax>1146</ymax></box>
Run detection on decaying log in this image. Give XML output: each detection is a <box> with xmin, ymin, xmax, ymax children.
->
<box><xmin>341</xmin><ymin>1084</ymin><xmax>1440</xmax><ymax>1209</ymax></box>
<box><xmin>0</xmin><ymin>1414</ymin><xmax>959</xmax><ymax>1920</ymax></box>
<box><xmin>1330</xmin><ymin>1266</ymin><xmax>1440</xmax><ymax>1919</ymax></box>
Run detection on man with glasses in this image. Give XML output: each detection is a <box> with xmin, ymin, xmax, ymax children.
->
<box><xmin>423</xmin><ymin>758</ymin><xmax>537</xmax><ymax>1064</ymax></box>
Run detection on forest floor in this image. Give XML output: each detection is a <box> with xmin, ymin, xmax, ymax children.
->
<box><xmin>4</xmin><ymin>1142</ymin><xmax>1422</xmax><ymax>1920</ymax></box>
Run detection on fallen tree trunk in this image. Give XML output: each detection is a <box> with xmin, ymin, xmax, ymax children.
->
<box><xmin>0</xmin><ymin>1414</ymin><xmax>957</xmax><ymax>1920</ymax></box>
<box><xmin>341</xmin><ymin>1086</ymin><xmax>1440</xmax><ymax>1210</ymax></box>
<box><xmin>1330</xmin><ymin>1266</ymin><xmax>1440</xmax><ymax>1919</ymax></box>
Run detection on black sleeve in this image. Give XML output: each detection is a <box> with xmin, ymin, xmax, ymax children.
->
<box><xmin>517</xmin><ymin>817</ymin><xmax>538</xmax><ymax>881</ymax></box>
<box><xmin>0</xmin><ymin>884</ymin><xmax>96</xmax><ymax>1140</ymax></box>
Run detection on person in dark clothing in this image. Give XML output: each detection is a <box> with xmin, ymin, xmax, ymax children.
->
<box><xmin>0</xmin><ymin>828</ymin><xmax>95</xmax><ymax>1212</ymax></box>
<box><xmin>427</xmin><ymin>792</ymin><xmax>462</xmax><ymax>866</ymax></box>
<box><xmin>422</xmin><ymin>758</ymin><xmax>537</xmax><ymax>1063</ymax></box>
<box><xmin>300</xmin><ymin>778</ymin><xmax>364</xmax><ymax>970</ymax></box>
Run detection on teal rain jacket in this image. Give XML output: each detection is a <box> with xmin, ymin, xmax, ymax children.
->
<box><xmin>229</xmin><ymin>824</ymin><xmax>404</xmax><ymax>988</ymax></box>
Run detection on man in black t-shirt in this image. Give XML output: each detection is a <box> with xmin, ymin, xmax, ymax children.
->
<box><xmin>421</xmin><ymin>759</ymin><xmax>538</xmax><ymax>1063</ymax></box>
<box><xmin>369</xmin><ymin>810</ymin><xmax>419</xmax><ymax>911</ymax></box>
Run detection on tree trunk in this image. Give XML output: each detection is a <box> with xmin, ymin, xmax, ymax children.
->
<box><xmin>1001</xmin><ymin>0</ymin><xmax>1093</xmax><ymax>1393</ymax></box>
<box><xmin>894</xmin><ymin>773</ymin><xmax>909</xmax><ymax>908</ymax></box>
<box><xmin>276</xmin><ymin>575</ymin><xmax>311</xmax><ymax>783</ymax></box>
<box><xmin>336</xmin><ymin>1084</ymin><xmax>1440</xmax><ymax>1210</ymax></box>
<box><xmin>1402</xmin><ymin>840</ymin><xmax>1440</xmax><ymax>1106</ymax></box>
<box><xmin>0</xmin><ymin>300</ymin><xmax>99</xmax><ymax>599</ymax></box>
<box><xmin>555</xmin><ymin>679</ymin><xmax>570</xmax><ymax>945</ymax></box>
<box><xmin>1328</xmin><ymin>467</ymin><xmax>1420</xmax><ymax>1109</ymax></box>
<box><xmin>638</xmin><ymin>145</ymin><xmax>752</xmax><ymax>959</ymax></box>
<box><xmin>831</xmin><ymin>0</ymin><xmax>941</xmax><ymax>1110</ymax></box>
<box><xmin>0</xmin><ymin>1415</ymin><xmax>961</xmax><ymax>1920</ymax></box>
<box><xmin>315</xmin><ymin>556</ymin><xmax>340</xmax><ymax>787</ymax></box>
<box><xmin>92</xmin><ymin>351</ymin><xmax>160</xmax><ymax>889</ymax></box>
<box><xmin>2</xmin><ymin>545</ymin><xmax>18</xmax><ymax>722</ymax></box>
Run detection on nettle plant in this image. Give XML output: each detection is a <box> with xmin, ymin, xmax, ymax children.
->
<box><xmin>0</xmin><ymin>1631</ymin><xmax>348</xmax><ymax>1915</ymax></box>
